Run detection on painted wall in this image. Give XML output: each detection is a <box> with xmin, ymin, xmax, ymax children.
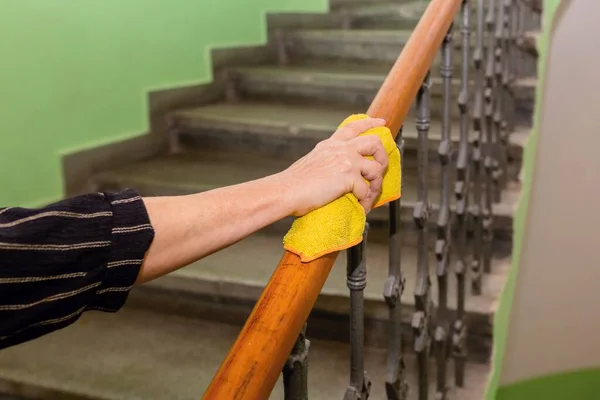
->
<box><xmin>0</xmin><ymin>0</ymin><xmax>327</xmax><ymax>207</ymax></box>
<box><xmin>488</xmin><ymin>0</ymin><xmax>600</xmax><ymax>398</ymax></box>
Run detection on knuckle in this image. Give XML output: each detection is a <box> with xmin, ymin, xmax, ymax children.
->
<box><xmin>369</xmin><ymin>135</ymin><xmax>382</xmax><ymax>144</ymax></box>
<box><xmin>335</xmin><ymin>150</ymin><xmax>353</xmax><ymax>171</ymax></box>
<box><xmin>336</xmin><ymin>126</ymin><xmax>352</xmax><ymax>136</ymax></box>
<box><xmin>340</xmin><ymin>158</ymin><xmax>354</xmax><ymax>174</ymax></box>
<box><xmin>315</xmin><ymin>139</ymin><xmax>329</xmax><ymax>150</ymax></box>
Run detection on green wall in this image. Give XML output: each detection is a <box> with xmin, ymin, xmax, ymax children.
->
<box><xmin>0</xmin><ymin>0</ymin><xmax>327</xmax><ymax>207</ymax></box>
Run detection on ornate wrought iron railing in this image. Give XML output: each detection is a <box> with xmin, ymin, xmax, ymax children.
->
<box><xmin>202</xmin><ymin>0</ymin><xmax>532</xmax><ymax>398</ymax></box>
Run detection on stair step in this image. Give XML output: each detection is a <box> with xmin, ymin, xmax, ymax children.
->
<box><xmin>0</xmin><ymin>307</ymin><xmax>489</xmax><ymax>399</ymax></box>
<box><xmin>270</xmin><ymin>1</ymin><xmax>539</xmax><ymax>36</ymax></box>
<box><xmin>227</xmin><ymin>63</ymin><xmax>536</xmax><ymax>123</ymax></box>
<box><xmin>91</xmin><ymin>152</ymin><xmax>512</xmax><ymax>359</ymax></box>
<box><xmin>170</xmin><ymin>101</ymin><xmax>528</xmax><ymax>165</ymax></box>
<box><xmin>132</xmin><ymin>228</ymin><xmax>509</xmax><ymax>340</ymax></box>
<box><xmin>281</xmin><ymin>29</ymin><xmax>429</xmax><ymax>64</ymax></box>
<box><xmin>344</xmin><ymin>1</ymin><xmax>448</xmax><ymax>30</ymax></box>
<box><xmin>331</xmin><ymin>0</ymin><xmax>543</xmax><ymax>16</ymax></box>
<box><xmin>342</xmin><ymin>1</ymin><xmax>542</xmax><ymax>31</ymax></box>
<box><xmin>136</xmin><ymin>228</ymin><xmax>507</xmax><ymax>318</ymax></box>
<box><xmin>93</xmin><ymin>152</ymin><xmax>519</xmax><ymax>236</ymax></box>
<box><xmin>280</xmin><ymin>29</ymin><xmax>538</xmax><ymax>77</ymax></box>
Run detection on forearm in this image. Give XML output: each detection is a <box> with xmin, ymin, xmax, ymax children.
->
<box><xmin>0</xmin><ymin>117</ymin><xmax>387</xmax><ymax>349</ymax></box>
<box><xmin>138</xmin><ymin>172</ymin><xmax>292</xmax><ymax>283</ymax></box>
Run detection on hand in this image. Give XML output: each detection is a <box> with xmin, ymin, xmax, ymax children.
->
<box><xmin>277</xmin><ymin>117</ymin><xmax>389</xmax><ymax>217</ymax></box>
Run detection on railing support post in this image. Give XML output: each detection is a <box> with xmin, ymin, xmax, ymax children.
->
<box><xmin>412</xmin><ymin>71</ymin><xmax>433</xmax><ymax>400</ymax></box>
<box><xmin>493</xmin><ymin>0</ymin><xmax>506</xmax><ymax>202</ymax></box>
<box><xmin>384</xmin><ymin>128</ymin><xmax>408</xmax><ymax>400</ymax></box>
<box><xmin>434</xmin><ymin>23</ymin><xmax>454</xmax><ymax>400</ymax></box>
<box><xmin>483</xmin><ymin>0</ymin><xmax>497</xmax><ymax>276</ymax></box>
<box><xmin>344</xmin><ymin>227</ymin><xmax>372</xmax><ymax>400</ymax></box>
<box><xmin>453</xmin><ymin>0</ymin><xmax>472</xmax><ymax>386</ymax></box>
<box><xmin>283</xmin><ymin>324</ymin><xmax>310</xmax><ymax>400</ymax></box>
<box><xmin>503</xmin><ymin>0</ymin><xmax>517</xmax><ymax>181</ymax></box>
<box><xmin>471</xmin><ymin>0</ymin><xmax>486</xmax><ymax>296</ymax></box>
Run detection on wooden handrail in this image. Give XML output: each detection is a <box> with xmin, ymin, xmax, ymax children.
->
<box><xmin>202</xmin><ymin>1</ymin><xmax>462</xmax><ymax>398</ymax></box>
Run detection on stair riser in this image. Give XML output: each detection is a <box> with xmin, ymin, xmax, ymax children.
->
<box><xmin>331</xmin><ymin>0</ymin><xmax>543</xmax><ymax>15</ymax></box>
<box><xmin>330</xmin><ymin>0</ymin><xmax>413</xmax><ymax>9</ymax></box>
<box><xmin>267</xmin><ymin>2</ymin><xmax>541</xmax><ymax>34</ymax></box>
<box><xmin>173</xmin><ymin>129</ymin><xmax>522</xmax><ymax>232</ymax></box>
<box><xmin>260</xmin><ymin>213</ymin><xmax>514</xmax><ymax>254</ymax></box>
<box><xmin>269</xmin><ymin>3</ymin><xmax>459</xmax><ymax>31</ymax></box>
<box><xmin>174</xmin><ymin>122</ymin><xmax>525</xmax><ymax>167</ymax></box>
<box><xmin>349</xmin><ymin>15</ymin><xmax>421</xmax><ymax>30</ymax></box>
<box><xmin>235</xmin><ymin>80</ymin><xmax>466</xmax><ymax>122</ymax></box>
<box><xmin>280</xmin><ymin>35</ymin><xmax>538</xmax><ymax>78</ymax></box>
<box><xmin>349</xmin><ymin>7</ymin><xmax>542</xmax><ymax>32</ymax></box>
<box><xmin>209</xmin><ymin>208</ymin><xmax>513</xmax><ymax>253</ymax></box>
<box><xmin>127</xmin><ymin>282</ymin><xmax>493</xmax><ymax>363</ymax></box>
<box><xmin>230</xmin><ymin>73</ymin><xmax>535</xmax><ymax>126</ymax></box>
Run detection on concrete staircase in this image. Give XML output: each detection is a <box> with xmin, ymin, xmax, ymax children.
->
<box><xmin>0</xmin><ymin>1</ymin><xmax>541</xmax><ymax>399</ymax></box>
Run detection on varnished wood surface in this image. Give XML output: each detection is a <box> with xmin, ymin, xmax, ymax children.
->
<box><xmin>202</xmin><ymin>0</ymin><xmax>462</xmax><ymax>398</ymax></box>
<box><xmin>202</xmin><ymin>252</ymin><xmax>338</xmax><ymax>399</ymax></box>
<box><xmin>366</xmin><ymin>0</ymin><xmax>462</xmax><ymax>135</ymax></box>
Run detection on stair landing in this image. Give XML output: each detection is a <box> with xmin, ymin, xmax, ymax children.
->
<box><xmin>0</xmin><ymin>307</ymin><xmax>489</xmax><ymax>400</ymax></box>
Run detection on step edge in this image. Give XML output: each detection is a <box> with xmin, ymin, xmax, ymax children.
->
<box><xmin>94</xmin><ymin>168</ymin><xmax>520</xmax><ymax>222</ymax></box>
<box><xmin>143</xmin><ymin>265</ymin><xmax>507</xmax><ymax>321</ymax></box>
<box><xmin>171</xmin><ymin>104</ymin><xmax>531</xmax><ymax>149</ymax></box>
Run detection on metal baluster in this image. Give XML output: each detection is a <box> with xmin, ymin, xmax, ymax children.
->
<box><xmin>453</xmin><ymin>0</ymin><xmax>471</xmax><ymax>387</ymax></box>
<box><xmin>503</xmin><ymin>0</ymin><xmax>517</xmax><ymax>179</ymax></box>
<box><xmin>493</xmin><ymin>0</ymin><xmax>506</xmax><ymax>202</ymax></box>
<box><xmin>471</xmin><ymin>0</ymin><xmax>485</xmax><ymax>296</ymax></box>
<box><xmin>516</xmin><ymin>0</ymin><xmax>526</xmax><ymax>78</ymax></box>
<box><xmin>483</xmin><ymin>0</ymin><xmax>496</xmax><ymax>275</ymax></box>
<box><xmin>344</xmin><ymin>227</ymin><xmax>372</xmax><ymax>400</ymax></box>
<box><xmin>434</xmin><ymin>23</ymin><xmax>454</xmax><ymax>400</ymax></box>
<box><xmin>283</xmin><ymin>324</ymin><xmax>310</xmax><ymax>400</ymax></box>
<box><xmin>384</xmin><ymin>128</ymin><xmax>409</xmax><ymax>400</ymax></box>
<box><xmin>412</xmin><ymin>72</ymin><xmax>432</xmax><ymax>400</ymax></box>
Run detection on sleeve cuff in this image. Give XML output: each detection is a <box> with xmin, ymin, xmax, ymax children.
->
<box><xmin>90</xmin><ymin>189</ymin><xmax>155</xmax><ymax>312</ymax></box>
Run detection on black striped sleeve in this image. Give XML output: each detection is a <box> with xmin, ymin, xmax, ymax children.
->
<box><xmin>0</xmin><ymin>189</ymin><xmax>155</xmax><ymax>349</ymax></box>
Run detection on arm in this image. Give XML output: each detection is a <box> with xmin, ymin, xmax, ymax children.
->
<box><xmin>138</xmin><ymin>117</ymin><xmax>389</xmax><ymax>283</ymax></box>
<box><xmin>0</xmin><ymin>117</ymin><xmax>387</xmax><ymax>348</ymax></box>
<box><xmin>139</xmin><ymin>174</ymin><xmax>291</xmax><ymax>283</ymax></box>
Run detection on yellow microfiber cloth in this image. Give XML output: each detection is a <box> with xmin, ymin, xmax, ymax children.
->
<box><xmin>283</xmin><ymin>114</ymin><xmax>402</xmax><ymax>262</ymax></box>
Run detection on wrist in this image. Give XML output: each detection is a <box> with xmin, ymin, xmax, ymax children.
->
<box><xmin>266</xmin><ymin>170</ymin><xmax>299</xmax><ymax>218</ymax></box>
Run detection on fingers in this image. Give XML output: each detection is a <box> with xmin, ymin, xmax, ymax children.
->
<box><xmin>331</xmin><ymin>117</ymin><xmax>386</xmax><ymax>140</ymax></box>
<box><xmin>362</xmin><ymin>160</ymin><xmax>385</xmax><ymax>200</ymax></box>
<box><xmin>352</xmin><ymin>158</ymin><xmax>384</xmax><ymax>212</ymax></box>
<box><xmin>351</xmin><ymin>175</ymin><xmax>371</xmax><ymax>209</ymax></box>
<box><xmin>359</xmin><ymin>158</ymin><xmax>384</xmax><ymax>183</ymax></box>
<box><xmin>360</xmin><ymin>159</ymin><xmax>383</xmax><ymax>210</ymax></box>
<box><xmin>351</xmin><ymin>135</ymin><xmax>389</xmax><ymax>171</ymax></box>
<box><xmin>347</xmin><ymin>135</ymin><xmax>388</xmax><ymax>212</ymax></box>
